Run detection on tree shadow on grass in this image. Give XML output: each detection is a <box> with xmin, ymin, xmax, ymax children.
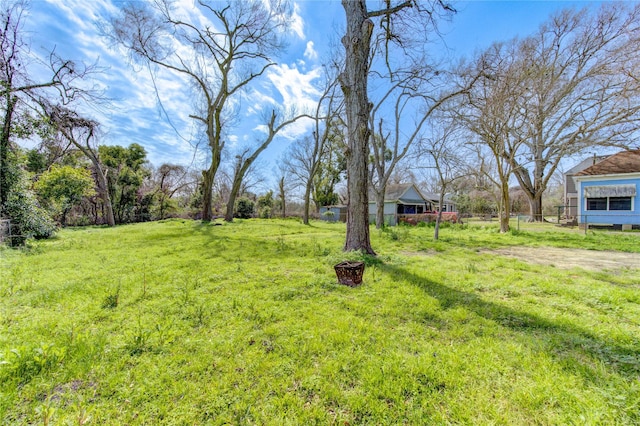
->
<box><xmin>381</xmin><ymin>263</ymin><xmax>640</xmax><ymax>381</ymax></box>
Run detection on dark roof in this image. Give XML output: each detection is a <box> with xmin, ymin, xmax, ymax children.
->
<box><xmin>384</xmin><ymin>183</ymin><xmax>414</xmax><ymax>201</ymax></box>
<box><xmin>565</xmin><ymin>155</ymin><xmax>609</xmax><ymax>175</ymax></box>
<box><xmin>575</xmin><ymin>149</ymin><xmax>640</xmax><ymax>176</ymax></box>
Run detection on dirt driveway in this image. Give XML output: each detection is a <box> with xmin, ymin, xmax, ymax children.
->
<box><xmin>488</xmin><ymin>246</ymin><xmax>639</xmax><ymax>271</ymax></box>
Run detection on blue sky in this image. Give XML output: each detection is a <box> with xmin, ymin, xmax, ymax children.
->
<box><xmin>25</xmin><ymin>0</ymin><xmax>620</xmax><ymax>183</ymax></box>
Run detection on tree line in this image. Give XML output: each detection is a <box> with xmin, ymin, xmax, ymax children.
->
<box><xmin>1</xmin><ymin>0</ymin><xmax>639</xmax><ymax>251</ymax></box>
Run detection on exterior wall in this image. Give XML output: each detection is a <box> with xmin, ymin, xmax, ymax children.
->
<box><xmin>566</xmin><ymin>195</ymin><xmax>579</xmax><ymax>218</ymax></box>
<box><xmin>566</xmin><ymin>176</ymin><xmax>580</xmax><ymax>218</ymax></box>
<box><xmin>368</xmin><ymin>185</ymin><xmax>430</xmax><ymax>226</ymax></box>
<box><xmin>384</xmin><ymin>202</ymin><xmax>396</xmax><ymax>216</ymax></box>
<box><xmin>368</xmin><ymin>202</ymin><xmax>398</xmax><ymax>225</ymax></box>
<box><xmin>566</xmin><ymin>174</ymin><xmax>578</xmax><ymax>194</ymax></box>
<box><xmin>319</xmin><ymin>206</ymin><xmax>346</xmax><ymax>222</ymax></box>
<box><xmin>564</xmin><ymin>156</ymin><xmax>609</xmax><ymax>219</ymax></box>
<box><xmin>577</xmin><ymin>175</ymin><xmax>640</xmax><ymax>225</ymax></box>
<box><xmin>402</xmin><ymin>187</ymin><xmax>423</xmax><ymax>201</ymax></box>
<box><xmin>441</xmin><ymin>202</ymin><xmax>457</xmax><ymax>213</ymax></box>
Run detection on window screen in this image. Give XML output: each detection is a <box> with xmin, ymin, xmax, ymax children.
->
<box><xmin>586</xmin><ymin>198</ymin><xmax>607</xmax><ymax>210</ymax></box>
<box><xmin>609</xmin><ymin>197</ymin><xmax>632</xmax><ymax>211</ymax></box>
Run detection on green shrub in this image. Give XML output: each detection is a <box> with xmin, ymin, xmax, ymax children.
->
<box><xmin>259</xmin><ymin>206</ymin><xmax>272</xmax><ymax>219</ymax></box>
<box><xmin>235</xmin><ymin>197</ymin><xmax>255</xmax><ymax>219</ymax></box>
<box><xmin>5</xmin><ymin>181</ymin><xmax>56</xmax><ymax>246</ymax></box>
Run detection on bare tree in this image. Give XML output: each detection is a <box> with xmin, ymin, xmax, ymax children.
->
<box><xmin>302</xmin><ymin>70</ymin><xmax>343</xmax><ymax>224</ymax></box>
<box><xmin>415</xmin><ymin>115</ymin><xmax>468</xmax><ymax>240</ymax></box>
<box><xmin>481</xmin><ymin>4</ymin><xmax>640</xmax><ymax>221</ymax></box>
<box><xmin>283</xmin><ymin>134</ymin><xmax>316</xmax><ymax>218</ymax></box>
<box><xmin>339</xmin><ymin>0</ymin><xmax>453</xmax><ymax>254</ymax></box>
<box><xmin>368</xmin><ymin>66</ymin><xmax>473</xmax><ymax>229</ymax></box>
<box><xmin>457</xmin><ymin>42</ymin><xmax>527</xmax><ymax>232</ymax></box>
<box><xmin>224</xmin><ymin>111</ymin><xmax>304</xmax><ymax>222</ymax></box>
<box><xmin>43</xmin><ymin>104</ymin><xmax>115</xmax><ymax>226</ymax></box>
<box><xmin>312</xmin><ymin>127</ymin><xmax>346</xmax><ymax>213</ymax></box>
<box><xmin>0</xmin><ymin>0</ymin><xmax>98</xmax><ymax>214</ymax></box>
<box><xmin>274</xmin><ymin>164</ymin><xmax>293</xmax><ymax>219</ymax></box>
<box><xmin>283</xmin><ymin>119</ymin><xmax>345</xmax><ymax>224</ymax></box>
<box><xmin>108</xmin><ymin>0</ymin><xmax>290</xmax><ymax>221</ymax></box>
<box><xmin>149</xmin><ymin>163</ymin><xmax>189</xmax><ymax>219</ymax></box>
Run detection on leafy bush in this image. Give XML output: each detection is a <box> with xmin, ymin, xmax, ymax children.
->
<box><xmin>256</xmin><ymin>191</ymin><xmax>273</xmax><ymax>218</ymax></box>
<box><xmin>34</xmin><ymin>165</ymin><xmax>95</xmax><ymax>225</ymax></box>
<box><xmin>259</xmin><ymin>206</ymin><xmax>272</xmax><ymax>219</ymax></box>
<box><xmin>235</xmin><ymin>197</ymin><xmax>254</xmax><ymax>219</ymax></box>
<box><xmin>5</xmin><ymin>178</ymin><xmax>55</xmax><ymax>246</ymax></box>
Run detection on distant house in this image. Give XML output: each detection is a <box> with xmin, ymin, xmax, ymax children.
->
<box><xmin>421</xmin><ymin>192</ymin><xmax>457</xmax><ymax>213</ymax></box>
<box><xmin>574</xmin><ymin>149</ymin><xmax>640</xmax><ymax>229</ymax></box>
<box><xmin>368</xmin><ymin>183</ymin><xmax>431</xmax><ymax>226</ymax></box>
<box><xmin>564</xmin><ymin>154</ymin><xmax>609</xmax><ymax>219</ymax></box>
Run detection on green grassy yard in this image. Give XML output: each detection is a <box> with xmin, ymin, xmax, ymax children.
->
<box><xmin>1</xmin><ymin>219</ymin><xmax>639</xmax><ymax>424</ymax></box>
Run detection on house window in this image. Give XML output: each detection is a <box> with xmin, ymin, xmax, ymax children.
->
<box><xmin>586</xmin><ymin>196</ymin><xmax>633</xmax><ymax>211</ymax></box>
<box><xmin>609</xmin><ymin>197</ymin><xmax>632</xmax><ymax>210</ymax></box>
<box><xmin>586</xmin><ymin>198</ymin><xmax>607</xmax><ymax>210</ymax></box>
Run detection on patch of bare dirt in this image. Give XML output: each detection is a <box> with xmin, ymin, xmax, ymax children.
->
<box><xmin>488</xmin><ymin>246</ymin><xmax>639</xmax><ymax>271</ymax></box>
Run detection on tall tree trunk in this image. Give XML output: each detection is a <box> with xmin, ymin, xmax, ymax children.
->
<box><xmin>0</xmin><ymin>95</ymin><xmax>16</xmax><ymax>213</ymax></box>
<box><xmin>511</xmin><ymin>147</ymin><xmax>546</xmax><ymax>222</ymax></box>
<box><xmin>340</xmin><ymin>0</ymin><xmax>375</xmax><ymax>255</ymax></box>
<box><xmin>279</xmin><ymin>176</ymin><xmax>286</xmax><ymax>218</ymax></box>
<box><xmin>201</xmin><ymin>157</ymin><xmax>220</xmax><ymax>222</ymax></box>
<box><xmin>434</xmin><ymin>192</ymin><xmax>445</xmax><ymax>241</ymax></box>
<box><xmin>303</xmin><ymin>179</ymin><xmax>312</xmax><ymax>225</ymax></box>
<box><xmin>513</xmin><ymin>165</ymin><xmax>545</xmax><ymax>222</ymax></box>
<box><xmin>198</xmin><ymin>148</ymin><xmax>224</xmax><ymax>222</ymax></box>
<box><xmin>528</xmin><ymin>193</ymin><xmax>544</xmax><ymax>222</ymax></box>
<box><xmin>375</xmin><ymin>189</ymin><xmax>385</xmax><ymax>229</ymax></box>
<box><xmin>69</xmin><ymin>140</ymin><xmax>115</xmax><ymax>227</ymax></box>
<box><xmin>224</xmin><ymin>171</ymin><xmax>243</xmax><ymax>222</ymax></box>
<box><xmin>93</xmin><ymin>161</ymin><xmax>115</xmax><ymax>227</ymax></box>
<box><xmin>499</xmin><ymin>178</ymin><xmax>510</xmax><ymax>233</ymax></box>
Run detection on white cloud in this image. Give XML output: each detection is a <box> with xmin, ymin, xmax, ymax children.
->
<box><xmin>303</xmin><ymin>41</ymin><xmax>318</xmax><ymax>61</ymax></box>
<box><xmin>256</xmin><ymin>63</ymin><xmax>323</xmax><ymax>140</ymax></box>
<box><xmin>266</xmin><ymin>63</ymin><xmax>322</xmax><ymax>114</ymax></box>
<box><xmin>253</xmin><ymin>124</ymin><xmax>269</xmax><ymax>135</ymax></box>
<box><xmin>245</xmin><ymin>89</ymin><xmax>278</xmax><ymax>116</ymax></box>
<box><xmin>289</xmin><ymin>3</ymin><xmax>305</xmax><ymax>39</ymax></box>
<box><xmin>277</xmin><ymin>115</ymin><xmax>315</xmax><ymax>140</ymax></box>
<box><xmin>44</xmin><ymin>0</ymin><xmax>118</xmax><ymax>32</ymax></box>
<box><xmin>29</xmin><ymin>0</ymin><xmax>323</xmax><ymax>170</ymax></box>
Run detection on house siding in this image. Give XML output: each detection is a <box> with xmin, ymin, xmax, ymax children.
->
<box><xmin>319</xmin><ymin>206</ymin><xmax>347</xmax><ymax>222</ymax></box>
<box><xmin>564</xmin><ymin>156</ymin><xmax>609</xmax><ymax>219</ymax></box>
<box><xmin>578</xmin><ymin>175</ymin><xmax>640</xmax><ymax>226</ymax></box>
<box><xmin>401</xmin><ymin>187</ymin><xmax>424</xmax><ymax>203</ymax></box>
<box><xmin>368</xmin><ymin>202</ymin><xmax>398</xmax><ymax>225</ymax></box>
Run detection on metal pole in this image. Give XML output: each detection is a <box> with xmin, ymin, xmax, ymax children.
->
<box><xmin>584</xmin><ymin>215</ymin><xmax>587</xmax><ymax>235</ymax></box>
